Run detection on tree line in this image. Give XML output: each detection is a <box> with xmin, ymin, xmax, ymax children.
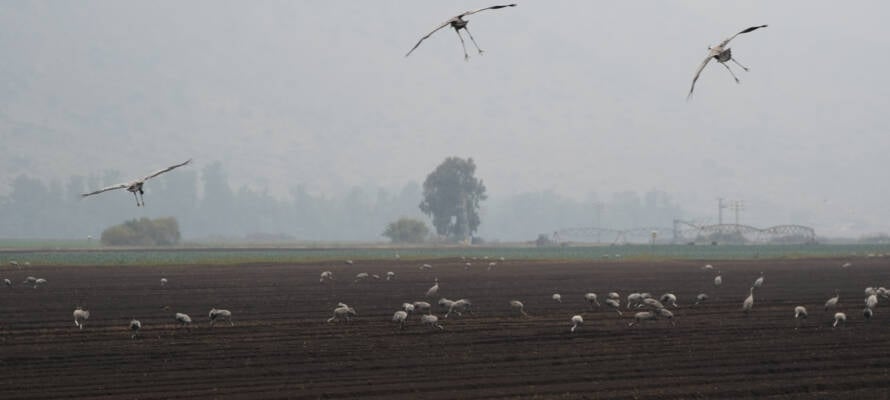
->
<box><xmin>0</xmin><ymin>162</ymin><xmax>424</xmax><ymax>241</ymax></box>
<box><xmin>0</xmin><ymin>159</ymin><xmax>687</xmax><ymax>242</ymax></box>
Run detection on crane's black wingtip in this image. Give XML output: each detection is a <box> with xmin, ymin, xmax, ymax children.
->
<box><xmin>740</xmin><ymin>25</ymin><xmax>768</xmax><ymax>34</ymax></box>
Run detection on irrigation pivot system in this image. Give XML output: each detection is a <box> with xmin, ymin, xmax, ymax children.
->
<box><xmin>556</xmin><ymin>220</ymin><xmax>815</xmax><ymax>245</ymax></box>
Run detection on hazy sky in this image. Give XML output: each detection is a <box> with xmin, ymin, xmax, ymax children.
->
<box><xmin>1</xmin><ymin>1</ymin><xmax>888</xmax><ymax>237</ymax></box>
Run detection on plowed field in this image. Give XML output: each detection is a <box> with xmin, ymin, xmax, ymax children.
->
<box><xmin>2</xmin><ymin>257</ymin><xmax>889</xmax><ymax>399</ymax></box>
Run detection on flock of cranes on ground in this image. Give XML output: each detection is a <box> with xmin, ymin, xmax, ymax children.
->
<box><xmin>1</xmin><ymin>257</ymin><xmax>881</xmax><ymax>336</ymax></box>
<box><xmin>319</xmin><ymin>257</ymin><xmax>886</xmax><ymax>333</ymax></box>
<box><xmin>75</xmin><ymin>5</ymin><xmax>769</xmax><ymax>206</ymax></box>
<box><xmin>68</xmin><ymin>299</ymin><xmax>233</xmax><ymax>339</ymax></box>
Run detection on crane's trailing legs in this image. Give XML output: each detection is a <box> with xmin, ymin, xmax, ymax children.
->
<box><xmin>463</xmin><ymin>27</ymin><xmax>484</xmax><ymax>55</ymax></box>
<box><xmin>132</xmin><ymin>189</ymin><xmax>145</xmax><ymax>207</ymax></box>
<box><xmin>455</xmin><ymin>29</ymin><xmax>469</xmax><ymax>61</ymax></box>
<box><xmin>731</xmin><ymin>57</ymin><xmax>749</xmax><ymax>71</ymax></box>
<box><xmin>721</xmin><ymin>63</ymin><xmax>741</xmax><ymax>83</ymax></box>
<box><xmin>132</xmin><ymin>191</ymin><xmax>143</xmax><ymax>207</ymax></box>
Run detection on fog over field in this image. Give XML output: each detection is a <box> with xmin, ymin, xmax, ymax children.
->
<box><xmin>1</xmin><ymin>1</ymin><xmax>888</xmax><ymax>240</ymax></box>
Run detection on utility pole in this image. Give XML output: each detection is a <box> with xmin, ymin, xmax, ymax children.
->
<box><xmin>717</xmin><ymin>197</ymin><xmax>727</xmax><ymax>225</ymax></box>
<box><xmin>730</xmin><ymin>200</ymin><xmax>745</xmax><ymax>228</ymax></box>
<box><xmin>593</xmin><ymin>201</ymin><xmax>604</xmax><ymax>243</ymax></box>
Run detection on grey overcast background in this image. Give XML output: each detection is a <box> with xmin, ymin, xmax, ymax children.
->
<box><xmin>1</xmin><ymin>1</ymin><xmax>888</xmax><ymax>239</ymax></box>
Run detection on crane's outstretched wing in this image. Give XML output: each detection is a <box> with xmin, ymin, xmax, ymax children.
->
<box><xmin>687</xmin><ymin>55</ymin><xmax>714</xmax><ymax>100</ymax></box>
<box><xmin>406</xmin><ymin>4</ymin><xmax>516</xmax><ymax>57</ymax></box>
<box><xmin>406</xmin><ymin>20</ymin><xmax>453</xmax><ymax>57</ymax></box>
<box><xmin>81</xmin><ymin>183</ymin><xmax>128</xmax><ymax>198</ymax></box>
<box><xmin>142</xmin><ymin>159</ymin><xmax>192</xmax><ymax>181</ymax></box>
<box><xmin>720</xmin><ymin>24</ymin><xmax>767</xmax><ymax>47</ymax></box>
<box><xmin>461</xmin><ymin>3</ymin><xmax>517</xmax><ymax>17</ymax></box>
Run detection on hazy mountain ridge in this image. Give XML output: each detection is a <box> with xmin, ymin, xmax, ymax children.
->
<box><xmin>1</xmin><ymin>2</ymin><xmax>888</xmax><ymax>237</ymax></box>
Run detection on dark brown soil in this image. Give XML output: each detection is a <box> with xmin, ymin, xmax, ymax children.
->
<box><xmin>1</xmin><ymin>257</ymin><xmax>889</xmax><ymax>399</ymax></box>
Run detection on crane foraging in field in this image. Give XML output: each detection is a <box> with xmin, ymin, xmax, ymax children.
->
<box><xmin>866</xmin><ymin>294</ymin><xmax>878</xmax><ymax>310</ymax></box>
<box><xmin>627</xmin><ymin>293</ymin><xmax>643</xmax><ymax>309</ymax></box>
<box><xmin>421</xmin><ymin>314</ymin><xmax>444</xmax><ymax>330</ymax></box>
<box><xmin>320</xmin><ymin>271</ymin><xmax>334</xmax><ymax>283</ymax></box>
<box><xmin>584</xmin><ymin>293</ymin><xmax>601</xmax><ymax>309</ymax></box>
<box><xmin>825</xmin><ymin>290</ymin><xmax>840</xmax><ymax>312</ymax></box>
<box><xmin>129</xmin><ymin>319</ymin><xmax>142</xmax><ymax>339</ymax></box>
<box><xmin>604</xmin><ymin>298</ymin><xmax>623</xmax><ymax>316</ymax></box>
<box><xmin>327</xmin><ymin>303</ymin><xmax>357</xmax><ymax>323</ymax></box>
<box><xmin>687</xmin><ymin>25</ymin><xmax>768</xmax><ymax>99</ymax></box>
<box><xmin>426</xmin><ymin>278</ymin><xmax>440</xmax><ymax>298</ymax></box>
<box><xmin>73</xmin><ymin>307</ymin><xmax>90</xmax><ymax>329</ymax></box>
<box><xmin>742</xmin><ymin>287</ymin><xmax>755</xmax><ymax>315</ymax></box>
<box><xmin>81</xmin><ymin>159</ymin><xmax>192</xmax><ymax>207</ymax></box>
<box><xmin>445</xmin><ymin>299</ymin><xmax>473</xmax><ymax>318</ymax></box>
<box><xmin>160</xmin><ymin>278</ymin><xmax>168</xmax><ymax>287</ymax></box>
<box><xmin>354</xmin><ymin>272</ymin><xmax>370</xmax><ymax>284</ymax></box>
<box><xmin>393</xmin><ymin>310</ymin><xmax>409</xmax><ymax>329</ymax></box>
<box><xmin>405</xmin><ymin>4</ymin><xmax>517</xmax><ymax>61</ymax></box>
<box><xmin>175</xmin><ymin>313</ymin><xmax>193</xmax><ymax>331</ymax></box>
<box><xmin>552</xmin><ymin>293</ymin><xmax>562</xmax><ymax>303</ymax></box>
<box><xmin>657</xmin><ymin>308</ymin><xmax>677</xmax><ymax>326</ymax></box>
<box><xmin>209</xmin><ymin>308</ymin><xmax>233</xmax><ymax>327</ymax></box>
<box><xmin>752</xmin><ymin>272</ymin><xmax>764</xmax><ymax>289</ymax></box>
<box><xmin>793</xmin><ymin>306</ymin><xmax>808</xmax><ymax>329</ymax></box>
<box><xmin>833</xmin><ymin>312</ymin><xmax>847</xmax><ymax>328</ymax></box>
<box><xmin>413</xmin><ymin>301</ymin><xmax>432</xmax><ymax>314</ymax></box>
<box><xmin>694</xmin><ymin>293</ymin><xmax>709</xmax><ymax>306</ymax></box>
<box><xmin>570</xmin><ymin>315</ymin><xmax>583</xmax><ymax>333</ymax></box>
<box><xmin>510</xmin><ymin>300</ymin><xmax>529</xmax><ymax>317</ymax></box>
<box><xmin>642</xmin><ymin>297</ymin><xmax>665</xmax><ymax>310</ymax></box>
<box><xmin>627</xmin><ymin>311</ymin><xmax>658</xmax><ymax>327</ymax></box>
<box><xmin>794</xmin><ymin>306</ymin><xmax>808</xmax><ymax>320</ymax></box>
<box><xmin>714</xmin><ymin>273</ymin><xmax>723</xmax><ymax>287</ymax></box>
<box><xmin>660</xmin><ymin>293</ymin><xmax>679</xmax><ymax>309</ymax></box>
